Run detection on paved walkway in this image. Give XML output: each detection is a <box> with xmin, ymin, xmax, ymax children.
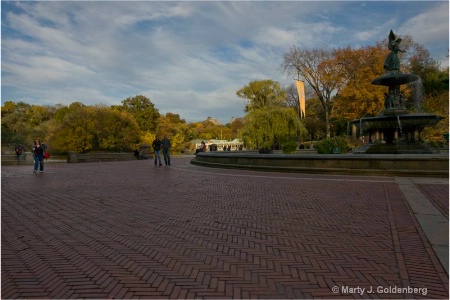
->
<box><xmin>1</xmin><ymin>157</ymin><xmax>448</xmax><ymax>299</ymax></box>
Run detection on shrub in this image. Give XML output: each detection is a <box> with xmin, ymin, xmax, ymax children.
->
<box><xmin>316</xmin><ymin>136</ymin><xmax>349</xmax><ymax>154</ymax></box>
<box><xmin>426</xmin><ymin>140</ymin><xmax>438</xmax><ymax>148</ymax></box>
<box><xmin>282</xmin><ymin>140</ymin><xmax>298</xmax><ymax>154</ymax></box>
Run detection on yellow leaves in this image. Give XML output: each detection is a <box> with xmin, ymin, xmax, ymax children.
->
<box><xmin>51</xmin><ymin>105</ymin><xmax>141</xmax><ymax>153</ymax></box>
<box><xmin>140</xmin><ymin>132</ymin><xmax>156</xmax><ymax>146</ymax></box>
<box><xmin>331</xmin><ymin>45</ymin><xmax>388</xmax><ymax>120</ymax></box>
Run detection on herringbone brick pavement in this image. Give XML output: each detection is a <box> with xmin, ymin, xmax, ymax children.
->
<box><xmin>1</xmin><ymin>157</ymin><xmax>448</xmax><ymax>299</ymax></box>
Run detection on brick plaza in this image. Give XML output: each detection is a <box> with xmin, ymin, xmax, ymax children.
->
<box><xmin>1</xmin><ymin>157</ymin><xmax>448</xmax><ymax>299</ymax></box>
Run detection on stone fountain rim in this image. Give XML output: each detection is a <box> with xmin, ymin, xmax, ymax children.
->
<box><xmin>371</xmin><ymin>72</ymin><xmax>420</xmax><ymax>86</ymax></box>
<box><xmin>350</xmin><ymin>113</ymin><xmax>444</xmax><ymax>124</ymax></box>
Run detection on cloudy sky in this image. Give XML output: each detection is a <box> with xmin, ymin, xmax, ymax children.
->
<box><xmin>2</xmin><ymin>1</ymin><xmax>449</xmax><ymax>124</ymax></box>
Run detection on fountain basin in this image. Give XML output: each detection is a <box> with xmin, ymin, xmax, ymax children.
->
<box><xmin>350</xmin><ymin>113</ymin><xmax>444</xmax><ymax>154</ymax></box>
<box><xmin>353</xmin><ymin>114</ymin><xmax>443</xmax><ymax>131</ymax></box>
<box><xmin>191</xmin><ymin>152</ymin><xmax>448</xmax><ymax>177</ymax></box>
<box><xmin>371</xmin><ymin>73</ymin><xmax>420</xmax><ymax>86</ymax></box>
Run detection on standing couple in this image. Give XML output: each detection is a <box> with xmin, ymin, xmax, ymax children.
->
<box><xmin>152</xmin><ymin>134</ymin><xmax>171</xmax><ymax>166</ymax></box>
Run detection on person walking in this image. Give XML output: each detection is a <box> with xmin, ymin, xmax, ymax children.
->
<box><xmin>152</xmin><ymin>136</ymin><xmax>163</xmax><ymax>166</ymax></box>
<box><xmin>32</xmin><ymin>139</ymin><xmax>45</xmax><ymax>173</ymax></box>
<box><xmin>161</xmin><ymin>134</ymin><xmax>171</xmax><ymax>166</ymax></box>
<box><xmin>15</xmin><ymin>144</ymin><xmax>24</xmax><ymax>162</ymax></box>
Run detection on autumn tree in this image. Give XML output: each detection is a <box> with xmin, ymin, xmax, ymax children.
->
<box><xmin>226</xmin><ymin>118</ymin><xmax>244</xmax><ymax>140</ymax></box>
<box><xmin>282</xmin><ymin>47</ymin><xmax>343</xmax><ymax>138</ymax></box>
<box><xmin>331</xmin><ymin>45</ymin><xmax>387</xmax><ymax>121</ymax></box>
<box><xmin>50</xmin><ymin>103</ymin><xmax>141</xmax><ymax>153</ymax></box>
<box><xmin>189</xmin><ymin>120</ymin><xmax>232</xmax><ymax>141</ymax></box>
<box><xmin>93</xmin><ymin>106</ymin><xmax>141</xmax><ymax>151</ymax></box>
<box><xmin>303</xmin><ymin>98</ymin><xmax>327</xmax><ymax>140</ymax></box>
<box><xmin>50</xmin><ymin>102</ymin><xmax>96</xmax><ymax>153</ymax></box>
<box><xmin>284</xmin><ymin>83</ymin><xmax>325</xmax><ymax>140</ymax></box>
<box><xmin>156</xmin><ymin>113</ymin><xmax>192</xmax><ymax>152</ymax></box>
<box><xmin>1</xmin><ymin>101</ymin><xmax>31</xmax><ymax>145</ymax></box>
<box><xmin>420</xmin><ymin>67</ymin><xmax>449</xmax><ymax>142</ymax></box>
<box><xmin>115</xmin><ymin>95</ymin><xmax>160</xmax><ymax>132</ymax></box>
<box><xmin>1</xmin><ymin>101</ymin><xmax>55</xmax><ymax>147</ymax></box>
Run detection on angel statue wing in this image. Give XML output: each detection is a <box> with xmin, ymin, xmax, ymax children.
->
<box><xmin>388</xmin><ymin>30</ymin><xmax>396</xmax><ymax>50</ymax></box>
<box><xmin>388</xmin><ymin>30</ymin><xmax>402</xmax><ymax>51</ymax></box>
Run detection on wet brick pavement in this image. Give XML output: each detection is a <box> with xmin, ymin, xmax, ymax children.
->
<box><xmin>1</xmin><ymin>157</ymin><xmax>448</xmax><ymax>299</ymax></box>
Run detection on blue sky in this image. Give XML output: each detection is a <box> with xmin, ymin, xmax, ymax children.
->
<box><xmin>1</xmin><ymin>1</ymin><xmax>449</xmax><ymax>124</ymax></box>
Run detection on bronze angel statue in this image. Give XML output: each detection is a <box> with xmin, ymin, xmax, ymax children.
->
<box><xmin>384</xmin><ymin>30</ymin><xmax>406</xmax><ymax>73</ymax></box>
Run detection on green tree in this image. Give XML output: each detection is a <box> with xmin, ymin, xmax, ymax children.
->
<box><xmin>237</xmin><ymin>80</ymin><xmax>306</xmax><ymax>148</ymax></box>
<box><xmin>239</xmin><ymin>107</ymin><xmax>304</xmax><ymax>149</ymax></box>
<box><xmin>236</xmin><ymin>80</ymin><xmax>286</xmax><ymax>112</ymax></box>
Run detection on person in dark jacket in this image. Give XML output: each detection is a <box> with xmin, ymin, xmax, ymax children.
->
<box><xmin>161</xmin><ymin>134</ymin><xmax>171</xmax><ymax>166</ymax></box>
<box><xmin>152</xmin><ymin>136</ymin><xmax>162</xmax><ymax>166</ymax></box>
<box><xmin>32</xmin><ymin>139</ymin><xmax>45</xmax><ymax>173</ymax></box>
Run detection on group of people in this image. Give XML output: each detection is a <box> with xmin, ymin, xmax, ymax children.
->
<box><xmin>136</xmin><ymin>134</ymin><xmax>172</xmax><ymax>166</ymax></box>
<box><xmin>152</xmin><ymin>134</ymin><xmax>171</xmax><ymax>166</ymax></box>
<box><xmin>12</xmin><ymin>140</ymin><xmax>48</xmax><ymax>173</ymax></box>
<box><xmin>25</xmin><ymin>134</ymin><xmax>172</xmax><ymax>174</ymax></box>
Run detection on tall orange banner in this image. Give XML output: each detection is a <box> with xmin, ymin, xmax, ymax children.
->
<box><xmin>295</xmin><ymin>80</ymin><xmax>306</xmax><ymax>118</ymax></box>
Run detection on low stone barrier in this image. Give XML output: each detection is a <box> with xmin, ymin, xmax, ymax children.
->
<box><xmin>274</xmin><ymin>149</ymin><xmax>318</xmax><ymax>155</ymax></box>
<box><xmin>2</xmin><ymin>150</ymin><xmax>154</xmax><ymax>165</ymax></box>
<box><xmin>1</xmin><ymin>153</ymin><xmax>34</xmax><ymax>166</ymax></box>
<box><xmin>191</xmin><ymin>152</ymin><xmax>449</xmax><ymax>177</ymax></box>
<box><xmin>67</xmin><ymin>152</ymin><xmax>148</xmax><ymax>163</ymax></box>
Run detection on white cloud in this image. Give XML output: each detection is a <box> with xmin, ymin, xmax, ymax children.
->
<box><xmin>399</xmin><ymin>2</ymin><xmax>449</xmax><ymax>45</ymax></box>
<box><xmin>2</xmin><ymin>1</ymin><xmax>448</xmax><ymax>124</ymax></box>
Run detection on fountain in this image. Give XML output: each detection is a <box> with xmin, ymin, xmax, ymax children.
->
<box><xmin>191</xmin><ymin>30</ymin><xmax>448</xmax><ymax>177</ymax></box>
<box><xmin>350</xmin><ymin>30</ymin><xmax>443</xmax><ymax>154</ymax></box>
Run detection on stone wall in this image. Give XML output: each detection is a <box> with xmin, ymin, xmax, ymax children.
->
<box><xmin>1</xmin><ymin>153</ymin><xmax>34</xmax><ymax>166</ymax></box>
<box><xmin>191</xmin><ymin>152</ymin><xmax>448</xmax><ymax>177</ymax></box>
<box><xmin>67</xmin><ymin>152</ymin><xmax>145</xmax><ymax>163</ymax></box>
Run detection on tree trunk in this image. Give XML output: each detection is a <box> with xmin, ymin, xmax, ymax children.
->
<box><xmin>325</xmin><ymin>109</ymin><xmax>331</xmax><ymax>138</ymax></box>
